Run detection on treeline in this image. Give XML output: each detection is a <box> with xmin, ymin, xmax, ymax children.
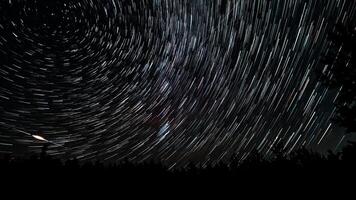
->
<box><xmin>1</xmin><ymin>141</ymin><xmax>356</xmax><ymax>180</ymax></box>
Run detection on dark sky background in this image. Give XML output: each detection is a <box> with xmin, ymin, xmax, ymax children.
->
<box><xmin>0</xmin><ymin>0</ymin><xmax>355</xmax><ymax>167</ymax></box>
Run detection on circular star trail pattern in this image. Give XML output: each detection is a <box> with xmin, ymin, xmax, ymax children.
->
<box><xmin>0</xmin><ymin>0</ymin><xmax>355</xmax><ymax>166</ymax></box>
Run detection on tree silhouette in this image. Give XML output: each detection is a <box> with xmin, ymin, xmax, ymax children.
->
<box><xmin>319</xmin><ymin>22</ymin><xmax>356</xmax><ymax>133</ymax></box>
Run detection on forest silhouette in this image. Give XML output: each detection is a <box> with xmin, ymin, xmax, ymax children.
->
<box><xmin>1</xmin><ymin>140</ymin><xmax>356</xmax><ymax>182</ymax></box>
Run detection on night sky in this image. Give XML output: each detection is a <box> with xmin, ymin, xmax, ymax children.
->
<box><xmin>0</xmin><ymin>0</ymin><xmax>355</xmax><ymax>167</ymax></box>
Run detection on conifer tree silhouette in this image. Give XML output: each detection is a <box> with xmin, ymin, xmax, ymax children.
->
<box><xmin>319</xmin><ymin>22</ymin><xmax>356</xmax><ymax>133</ymax></box>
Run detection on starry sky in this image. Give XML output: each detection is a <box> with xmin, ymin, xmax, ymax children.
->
<box><xmin>0</xmin><ymin>0</ymin><xmax>355</xmax><ymax>167</ymax></box>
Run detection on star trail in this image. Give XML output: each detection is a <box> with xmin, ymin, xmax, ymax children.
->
<box><xmin>0</xmin><ymin>0</ymin><xmax>355</xmax><ymax>167</ymax></box>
